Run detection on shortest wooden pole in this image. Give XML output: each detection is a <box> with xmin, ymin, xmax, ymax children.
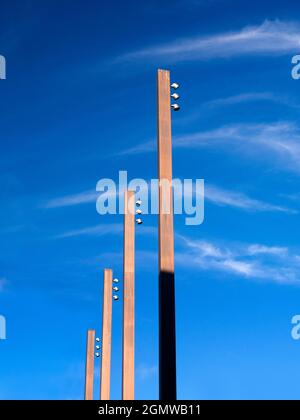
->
<box><xmin>84</xmin><ymin>329</ymin><xmax>95</xmax><ymax>400</ymax></box>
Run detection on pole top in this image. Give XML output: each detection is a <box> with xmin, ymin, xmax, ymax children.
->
<box><xmin>158</xmin><ymin>68</ymin><xmax>170</xmax><ymax>74</ymax></box>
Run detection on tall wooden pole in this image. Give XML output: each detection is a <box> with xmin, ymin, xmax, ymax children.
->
<box><xmin>84</xmin><ymin>329</ymin><xmax>95</xmax><ymax>400</ymax></box>
<box><xmin>100</xmin><ymin>268</ymin><xmax>113</xmax><ymax>400</ymax></box>
<box><xmin>157</xmin><ymin>69</ymin><xmax>177</xmax><ymax>400</ymax></box>
<box><xmin>122</xmin><ymin>189</ymin><xmax>135</xmax><ymax>400</ymax></box>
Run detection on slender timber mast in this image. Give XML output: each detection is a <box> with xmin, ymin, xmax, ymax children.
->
<box><xmin>122</xmin><ymin>190</ymin><xmax>135</xmax><ymax>400</ymax></box>
<box><xmin>157</xmin><ymin>69</ymin><xmax>177</xmax><ymax>400</ymax></box>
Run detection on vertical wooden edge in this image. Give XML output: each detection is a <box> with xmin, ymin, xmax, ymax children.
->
<box><xmin>157</xmin><ymin>68</ymin><xmax>174</xmax><ymax>272</ymax></box>
<box><xmin>124</xmin><ymin>189</ymin><xmax>136</xmax><ymax>214</ymax></box>
<box><xmin>100</xmin><ymin>268</ymin><xmax>113</xmax><ymax>400</ymax></box>
<box><xmin>157</xmin><ymin>68</ymin><xmax>177</xmax><ymax>400</ymax></box>
<box><xmin>122</xmin><ymin>189</ymin><xmax>135</xmax><ymax>400</ymax></box>
<box><xmin>85</xmin><ymin>329</ymin><xmax>95</xmax><ymax>400</ymax></box>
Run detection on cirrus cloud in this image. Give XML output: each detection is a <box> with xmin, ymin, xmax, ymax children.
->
<box><xmin>116</xmin><ymin>20</ymin><xmax>300</xmax><ymax>64</ymax></box>
<box><xmin>177</xmin><ymin>235</ymin><xmax>300</xmax><ymax>285</ymax></box>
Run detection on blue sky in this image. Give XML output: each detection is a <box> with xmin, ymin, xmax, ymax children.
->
<box><xmin>1</xmin><ymin>0</ymin><xmax>300</xmax><ymax>400</ymax></box>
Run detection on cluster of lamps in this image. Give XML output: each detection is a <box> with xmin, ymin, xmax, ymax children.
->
<box><xmin>95</xmin><ymin>337</ymin><xmax>101</xmax><ymax>358</ymax></box>
<box><xmin>171</xmin><ymin>82</ymin><xmax>180</xmax><ymax>111</ymax></box>
<box><xmin>112</xmin><ymin>278</ymin><xmax>119</xmax><ymax>301</ymax></box>
<box><xmin>135</xmin><ymin>199</ymin><xmax>142</xmax><ymax>225</ymax></box>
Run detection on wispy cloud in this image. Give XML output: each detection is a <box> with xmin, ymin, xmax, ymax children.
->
<box><xmin>55</xmin><ymin>223</ymin><xmax>157</xmax><ymax>239</ymax></box>
<box><xmin>179</xmin><ymin>93</ymin><xmax>300</xmax><ymax>125</ymax></box>
<box><xmin>175</xmin><ymin>121</ymin><xmax>300</xmax><ymax>174</ymax></box>
<box><xmin>282</xmin><ymin>192</ymin><xmax>300</xmax><ymax>202</ymax></box>
<box><xmin>0</xmin><ymin>278</ymin><xmax>8</xmax><ymax>292</ymax></box>
<box><xmin>247</xmin><ymin>244</ymin><xmax>288</xmax><ymax>256</ymax></box>
<box><xmin>205</xmin><ymin>185</ymin><xmax>296</xmax><ymax>214</ymax></box>
<box><xmin>42</xmin><ymin>190</ymin><xmax>97</xmax><ymax>209</ymax></box>
<box><xmin>117</xmin><ymin>121</ymin><xmax>300</xmax><ymax>175</ymax></box>
<box><xmin>116</xmin><ymin>20</ymin><xmax>300</xmax><ymax>64</ymax></box>
<box><xmin>55</xmin><ymin>223</ymin><xmax>123</xmax><ymax>239</ymax></box>
<box><xmin>203</xmin><ymin>92</ymin><xmax>299</xmax><ymax>110</ymax></box>
<box><xmin>113</xmin><ymin>142</ymin><xmax>152</xmax><ymax>157</ymax></box>
<box><xmin>177</xmin><ymin>236</ymin><xmax>300</xmax><ymax>285</ymax></box>
<box><xmin>115</xmin><ymin>140</ymin><xmax>155</xmax><ymax>157</ymax></box>
<box><xmin>182</xmin><ymin>181</ymin><xmax>295</xmax><ymax>213</ymax></box>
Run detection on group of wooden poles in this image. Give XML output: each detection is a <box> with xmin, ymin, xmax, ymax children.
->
<box><xmin>84</xmin><ymin>69</ymin><xmax>178</xmax><ymax>401</ymax></box>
